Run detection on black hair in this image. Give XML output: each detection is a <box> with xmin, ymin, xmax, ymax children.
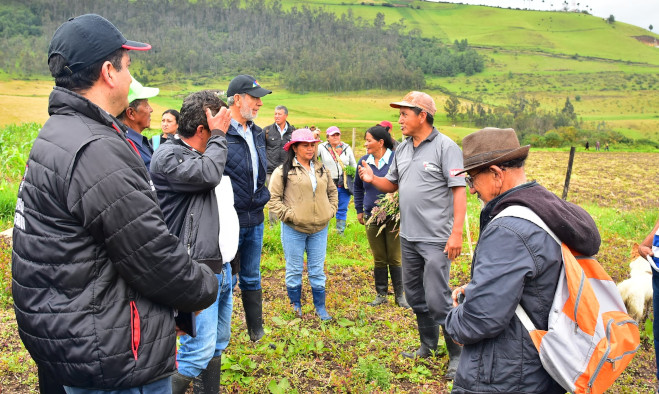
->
<box><xmin>49</xmin><ymin>48</ymin><xmax>126</xmax><ymax>93</ymax></box>
<box><xmin>281</xmin><ymin>143</ymin><xmax>324</xmax><ymax>192</ymax></box>
<box><xmin>116</xmin><ymin>98</ymin><xmax>146</xmax><ymax>121</ymax></box>
<box><xmin>364</xmin><ymin>125</ymin><xmax>394</xmax><ymax>151</ymax></box>
<box><xmin>497</xmin><ymin>156</ymin><xmax>527</xmax><ymax>169</ymax></box>
<box><xmin>163</xmin><ymin>109</ymin><xmax>180</xmax><ymax>123</ymax></box>
<box><xmin>178</xmin><ymin>90</ymin><xmax>227</xmax><ymax>138</ymax></box>
<box><xmin>411</xmin><ymin>107</ymin><xmax>434</xmax><ymax>126</ymax></box>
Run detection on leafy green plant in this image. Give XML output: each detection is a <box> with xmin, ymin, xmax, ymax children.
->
<box><xmin>221</xmin><ymin>354</ymin><xmax>258</xmax><ymax>386</ymax></box>
<box><xmin>365</xmin><ymin>191</ymin><xmax>400</xmax><ymax>236</ymax></box>
<box><xmin>356</xmin><ymin>356</ymin><xmax>391</xmax><ymax>390</ymax></box>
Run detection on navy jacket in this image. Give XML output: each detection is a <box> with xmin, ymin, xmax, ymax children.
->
<box><xmin>353</xmin><ymin>153</ymin><xmax>394</xmax><ymax>216</ymax></box>
<box><xmin>224</xmin><ymin>121</ymin><xmax>270</xmax><ymax>227</ymax></box>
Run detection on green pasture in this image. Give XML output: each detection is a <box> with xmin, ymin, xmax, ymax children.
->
<box><xmin>279</xmin><ymin>0</ymin><xmax>659</xmax><ymax>64</ymax></box>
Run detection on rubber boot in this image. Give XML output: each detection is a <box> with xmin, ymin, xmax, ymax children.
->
<box><xmin>336</xmin><ymin>219</ymin><xmax>346</xmax><ymax>235</ymax></box>
<box><xmin>241</xmin><ymin>289</ymin><xmax>265</xmax><ymax>342</ymax></box>
<box><xmin>389</xmin><ymin>266</ymin><xmax>411</xmax><ymax>309</ymax></box>
<box><xmin>193</xmin><ymin>356</ymin><xmax>221</xmax><ymax>394</ymax></box>
<box><xmin>442</xmin><ymin>326</ymin><xmax>462</xmax><ymax>380</ymax></box>
<box><xmin>368</xmin><ymin>267</ymin><xmax>389</xmax><ymax>306</ymax></box>
<box><xmin>171</xmin><ymin>371</ymin><xmax>194</xmax><ymax>394</ymax></box>
<box><xmin>311</xmin><ymin>287</ymin><xmax>332</xmax><ymax>321</ymax></box>
<box><xmin>401</xmin><ymin>312</ymin><xmax>439</xmax><ymax>358</ymax></box>
<box><xmin>287</xmin><ymin>285</ymin><xmax>303</xmax><ymax>317</ymax></box>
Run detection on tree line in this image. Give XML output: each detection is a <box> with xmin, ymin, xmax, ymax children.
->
<box><xmin>0</xmin><ymin>0</ymin><xmax>486</xmax><ymax>93</ymax></box>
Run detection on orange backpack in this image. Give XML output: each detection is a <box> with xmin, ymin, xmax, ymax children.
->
<box><xmin>495</xmin><ymin>206</ymin><xmax>640</xmax><ymax>394</ymax></box>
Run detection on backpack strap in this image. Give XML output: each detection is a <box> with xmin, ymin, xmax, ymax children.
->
<box><xmin>493</xmin><ymin>205</ymin><xmax>560</xmax><ymax>245</ymax></box>
<box><xmin>492</xmin><ymin>205</ymin><xmax>561</xmax><ymax>333</ymax></box>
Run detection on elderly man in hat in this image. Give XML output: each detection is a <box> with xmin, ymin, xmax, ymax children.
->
<box><xmin>225</xmin><ymin>74</ymin><xmax>272</xmax><ymax>342</ymax></box>
<box><xmin>444</xmin><ymin>128</ymin><xmax>600</xmax><ymax>393</ymax></box>
<box><xmin>358</xmin><ymin>91</ymin><xmax>466</xmax><ymax>378</ymax></box>
<box><xmin>12</xmin><ymin>14</ymin><xmax>219</xmax><ymax>392</ymax></box>
<box><xmin>117</xmin><ymin>77</ymin><xmax>159</xmax><ymax>169</ymax></box>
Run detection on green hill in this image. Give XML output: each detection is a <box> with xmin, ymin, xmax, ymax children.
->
<box><xmin>0</xmin><ymin>0</ymin><xmax>657</xmax><ymax>142</ymax></box>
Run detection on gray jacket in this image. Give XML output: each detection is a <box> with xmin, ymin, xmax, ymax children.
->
<box><xmin>445</xmin><ymin>182</ymin><xmax>600</xmax><ymax>394</ymax></box>
<box><xmin>150</xmin><ymin>133</ymin><xmax>228</xmax><ymax>273</ymax></box>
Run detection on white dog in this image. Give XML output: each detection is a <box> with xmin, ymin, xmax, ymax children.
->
<box><xmin>617</xmin><ymin>256</ymin><xmax>653</xmax><ymax>322</ymax></box>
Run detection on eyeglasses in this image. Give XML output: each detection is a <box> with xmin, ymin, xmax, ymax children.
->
<box><xmin>465</xmin><ymin>168</ymin><xmax>485</xmax><ymax>188</ymax></box>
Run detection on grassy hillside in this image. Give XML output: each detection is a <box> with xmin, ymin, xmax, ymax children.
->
<box><xmin>0</xmin><ymin>0</ymin><xmax>657</xmax><ymax>139</ymax></box>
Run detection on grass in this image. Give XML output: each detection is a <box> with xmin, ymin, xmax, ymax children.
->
<box><xmin>1</xmin><ymin>151</ymin><xmax>657</xmax><ymax>392</ymax></box>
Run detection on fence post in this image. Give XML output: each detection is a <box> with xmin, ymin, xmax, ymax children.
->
<box><xmin>562</xmin><ymin>146</ymin><xmax>576</xmax><ymax>200</ymax></box>
<box><xmin>352</xmin><ymin>128</ymin><xmax>356</xmax><ymax>151</ymax></box>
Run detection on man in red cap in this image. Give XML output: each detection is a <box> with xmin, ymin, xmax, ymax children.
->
<box><xmin>12</xmin><ymin>14</ymin><xmax>219</xmax><ymax>392</ymax></box>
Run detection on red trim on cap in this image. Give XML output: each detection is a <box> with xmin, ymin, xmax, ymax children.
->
<box><xmin>122</xmin><ymin>43</ymin><xmax>151</xmax><ymax>51</ymax></box>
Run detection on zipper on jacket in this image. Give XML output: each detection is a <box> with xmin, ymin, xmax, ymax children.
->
<box><xmin>186</xmin><ymin>213</ymin><xmax>194</xmax><ymax>255</ymax></box>
<box><xmin>130</xmin><ymin>300</ymin><xmax>140</xmax><ymax>361</ymax></box>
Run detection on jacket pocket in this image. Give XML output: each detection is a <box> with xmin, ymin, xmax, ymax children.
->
<box><xmin>130</xmin><ymin>300</ymin><xmax>140</xmax><ymax>361</ymax></box>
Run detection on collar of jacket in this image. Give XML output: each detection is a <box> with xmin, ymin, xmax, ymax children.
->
<box><xmin>49</xmin><ymin>86</ymin><xmax>129</xmax><ymax>136</ymax></box>
<box><xmin>480</xmin><ymin>181</ymin><xmax>537</xmax><ymax>231</ymax></box>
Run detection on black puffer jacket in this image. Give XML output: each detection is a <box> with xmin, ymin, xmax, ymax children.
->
<box><xmin>263</xmin><ymin>122</ymin><xmax>294</xmax><ymax>174</ymax></box>
<box><xmin>150</xmin><ymin>135</ymin><xmax>228</xmax><ymax>273</ymax></box>
<box><xmin>445</xmin><ymin>182</ymin><xmax>599</xmax><ymax>394</ymax></box>
<box><xmin>12</xmin><ymin>87</ymin><xmax>218</xmax><ymax>389</ymax></box>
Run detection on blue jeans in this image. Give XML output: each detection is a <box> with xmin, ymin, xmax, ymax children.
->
<box><xmin>64</xmin><ymin>377</ymin><xmax>171</xmax><ymax>394</ymax></box>
<box><xmin>336</xmin><ymin>186</ymin><xmax>351</xmax><ymax>221</ymax></box>
<box><xmin>653</xmin><ymin>268</ymin><xmax>659</xmax><ymax>381</ymax></box>
<box><xmin>281</xmin><ymin>222</ymin><xmax>328</xmax><ymax>288</ymax></box>
<box><xmin>237</xmin><ymin>223</ymin><xmax>264</xmax><ymax>291</ymax></box>
<box><xmin>178</xmin><ymin>263</ymin><xmax>233</xmax><ymax>378</ymax></box>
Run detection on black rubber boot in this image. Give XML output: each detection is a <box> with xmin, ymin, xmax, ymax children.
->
<box><xmin>389</xmin><ymin>266</ymin><xmax>411</xmax><ymax>309</ymax></box>
<box><xmin>193</xmin><ymin>356</ymin><xmax>221</xmax><ymax>394</ymax></box>
<box><xmin>442</xmin><ymin>325</ymin><xmax>462</xmax><ymax>380</ymax></box>
<box><xmin>368</xmin><ymin>267</ymin><xmax>389</xmax><ymax>306</ymax></box>
<box><xmin>241</xmin><ymin>289</ymin><xmax>265</xmax><ymax>342</ymax></box>
<box><xmin>171</xmin><ymin>371</ymin><xmax>194</xmax><ymax>394</ymax></box>
<box><xmin>401</xmin><ymin>312</ymin><xmax>439</xmax><ymax>359</ymax></box>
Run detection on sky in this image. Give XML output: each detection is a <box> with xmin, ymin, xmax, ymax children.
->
<box><xmin>432</xmin><ymin>0</ymin><xmax>658</xmax><ymax>31</ymax></box>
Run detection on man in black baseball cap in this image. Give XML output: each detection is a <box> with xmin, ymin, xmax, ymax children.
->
<box><xmin>224</xmin><ymin>74</ymin><xmax>272</xmax><ymax>343</ymax></box>
<box><xmin>13</xmin><ymin>14</ymin><xmax>219</xmax><ymax>392</ymax></box>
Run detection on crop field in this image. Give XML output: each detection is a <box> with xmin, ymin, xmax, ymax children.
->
<box><xmin>0</xmin><ymin>149</ymin><xmax>657</xmax><ymax>392</ymax></box>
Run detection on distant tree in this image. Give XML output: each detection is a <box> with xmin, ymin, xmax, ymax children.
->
<box><xmin>561</xmin><ymin>97</ymin><xmax>575</xmax><ymax>119</ymax></box>
<box><xmin>650</xmin><ymin>24</ymin><xmax>653</xmax><ymax>31</ymax></box>
<box><xmin>444</xmin><ymin>95</ymin><xmax>461</xmax><ymax>124</ymax></box>
<box><xmin>608</xmin><ymin>14</ymin><xmax>615</xmax><ymax>23</ymax></box>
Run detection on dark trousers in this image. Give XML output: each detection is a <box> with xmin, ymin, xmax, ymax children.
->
<box><xmin>400</xmin><ymin>237</ymin><xmax>452</xmax><ymax>325</ymax></box>
<box><xmin>365</xmin><ymin>219</ymin><xmax>401</xmax><ymax>269</ymax></box>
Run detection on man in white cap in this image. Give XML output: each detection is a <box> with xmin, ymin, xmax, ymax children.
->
<box><xmin>12</xmin><ymin>14</ymin><xmax>219</xmax><ymax>392</ymax></box>
<box><xmin>359</xmin><ymin>91</ymin><xmax>466</xmax><ymax>379</ymax></box>
<box><xmin>117</xmin><ymin>77</ymin><xmax>159</xmax><ymax>169</ymax></box>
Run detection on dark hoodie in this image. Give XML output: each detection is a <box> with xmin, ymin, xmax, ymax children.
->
<box><xmin>483</xmin><ymin>181</ymin><xmax>600</xmax><ymax>255</ymax></box>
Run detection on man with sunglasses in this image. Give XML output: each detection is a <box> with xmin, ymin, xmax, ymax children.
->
<box><xmin>358</xmin><ymin>91</ymin><xmax>466</xmax><ymax>379</ymax></box>
<box><xmin>444</xmin><ymin>127</ymin><xmax>599</xmax><ymax>393</ymax></box>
